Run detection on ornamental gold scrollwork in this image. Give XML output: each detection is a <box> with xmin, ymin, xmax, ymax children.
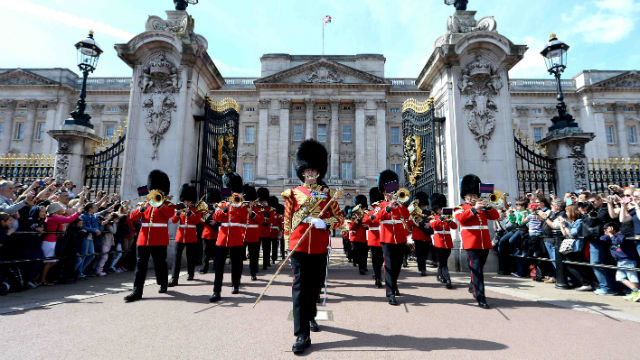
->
<box><xmin>206</xmin><ymin>96</ymin><xmax>240</xmax><ymax>113</ymax></box>
<box><xmin>404</xmin><ymin>135</ymin><xmax>424</xmax><ymax>186</ymax></box>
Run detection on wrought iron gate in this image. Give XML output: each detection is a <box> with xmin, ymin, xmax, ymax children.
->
<box><xmin>514</xmin><ymin>130</ymin><xmax>556</xmax><ymax>197</ymax></box>
<box><xmin>84</xmin><ymin>121</ymin><xmax>126</xmax><ymax>196</ymax></box>
<box><xmin>401</xmin><ymin>98</ymin><xmax>447</xmax><ymax>196</ymax></box>
<box><xmin>196</xmin><ymin>96</ymin><xmax>240</xmax><ymax>196</ymax></box>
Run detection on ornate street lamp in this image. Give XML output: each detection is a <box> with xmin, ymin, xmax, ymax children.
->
<box><xmin>174</xmin><ymin>0</ymin><xmax>198</xmax><ymax>10</ymax></box>
<box><xmin>65</xmin><ymin>30</ymin><xmax>103</xmax><ymax>128</ymax></box>
<box><xmin>540</xmin><ymin>33</ymin><xmax>577</xmax><ymax>132</ymax></box>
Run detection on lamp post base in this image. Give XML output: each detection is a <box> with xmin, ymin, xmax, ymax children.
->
<box><xmin>64</xmin><ymin>112</ymin><xmax>93</xmax><ymax>129</ymax></box>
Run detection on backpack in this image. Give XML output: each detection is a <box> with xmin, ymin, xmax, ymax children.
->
<box><xmin>529</xmin><ymin>264</ymin><xmax>544</xmax><ymax>282</ymax></box>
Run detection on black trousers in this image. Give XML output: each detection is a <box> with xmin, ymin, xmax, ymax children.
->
<box><xmin>352</xmin><ymin>242</ymin><xmax>369</xmax><ymax>272</ymax></box>
<box><xmin>290</xmin><ymin>251</ymin><xmax>327</xmax><ymax>336</ymax></box>
<box><xmin>247</xmin><ymin>242</ymin><xmax>260</xmax><ymax>276</ymax></box>
<box><xmin>342</xmin><ymin>236</ymin><xmax>352</xmax><ymax>261</ymax></box>
<box><xmin>466</xmin><ymin>249</ymin><xmax>489</xmax><ymax>301</ymax></box>
<box><xmin>201</xmin><ymin>238</ymin><xmax>216</xmax><ymax>272</ymax></box>
<box><xmin>260</xmin><ymin>237</ymin><xmax>271</xmax><ymax>268</ymax></box>
<box><xmin>280</xmin><ymin>236</ymin><xmax>285</xmax><ymax>257</ymax></box>
<box><xmin>370</xmin><ymin>246</ymin><xmax>383</xmax><ymax>281</ymax></box>
<box><xmin>133</xmin><ymin>245</ymin><xmax>168</xmax><ymax>294</ymax></box>
<box><xmin>213</xmin><ymin>245</ymin><xmax>244</xmax><ymax>294</ymax></box>
<box><xmin>381</xmin><ymin>243</ymin><xmax>404</xmax><ymax>297</ymax></box>
<box><xmin>271</xmin><ymin>238</ymin><xmax>279</xmax><ymax>263</ymax></box>
<box><xmin>436</xmin><ymin>247</ymin><xmax>452</xmax><ymax>282</ymax></box>
<box><xmin>171</xmin><ymin>242</ymin><xmax>197</xmax><ymax>281</ymax></box>
<box><xmin>414</xmin><ymin>240</ymin><xmax>429</xmax><ymax>272</ymax></box>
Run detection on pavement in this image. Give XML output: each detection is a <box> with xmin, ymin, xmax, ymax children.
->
<box><xmin>2</xmin><ymin>247</ymin><xmax>640</xmax><ymax>359</ymax></box>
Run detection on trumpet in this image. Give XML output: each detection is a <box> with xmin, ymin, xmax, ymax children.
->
<box><xmin>396</xmin><ymin>188</ymin><xmax>411</xmax><ymax>204</ymax></box>
<box><xmin>147</xmin><ymin>189</ymin><xmax>165</xmax><ymax>208</ymax></box>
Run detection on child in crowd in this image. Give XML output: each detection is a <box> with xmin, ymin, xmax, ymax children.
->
<box><xmin>600</xmin><ymin>222</ymin><xmax>640</xmax><ymax>302</ymax></box>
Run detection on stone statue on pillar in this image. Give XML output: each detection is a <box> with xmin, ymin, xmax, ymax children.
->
<box><xmin>444</xmin><ymin>0</ymin><xmax>468</xmax><ymax>11</ymax></box>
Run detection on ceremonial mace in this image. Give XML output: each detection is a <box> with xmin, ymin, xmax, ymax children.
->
<box><xmin>253</xmin><ymin>189</ymin><xmax>342</xmax><ymax>308</ymax></box>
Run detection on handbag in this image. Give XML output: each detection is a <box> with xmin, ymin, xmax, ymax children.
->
<box><xmin>559</xmin><ymin>238</ymin><xmax>576</xmax><ymax>255</ymax></box>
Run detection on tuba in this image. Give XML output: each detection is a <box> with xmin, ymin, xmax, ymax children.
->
<box><xmin>408</xmin><ymin>199</ymin><xmax>427</xmax><ymax>224</ymax></box>
<box><xmin>488</xmin><ymin>190</ymin><xmax>506</xmax><ymax>209</ymax></box>
<box><xmin>351</xmin><ymin>204</ymin><xmax>365</xmax><ymax>222</ymax></box>
<box><xmin>396</xmin><ymin>188</ymin><xmax>411</xmax><ymax>204</ymax></box>
<box><xmin>147</xmin><ymin>189</ymin><xmax>165</xmax><ymax>208</ymax></box>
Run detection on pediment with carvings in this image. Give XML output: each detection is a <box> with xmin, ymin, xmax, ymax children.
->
<box><xmin>254</xmin><ymin>59</ymin><xmax>388</xmax><ymax>86</ymax></box>
<box><xmin>0</xmin><ymin>69</ymin><xmax>59</xmax><ymax>86</ymax></box>
<box><xmin>593</xmin><ymin>71</ymin><xmax>640</xmax><ymax>89</ymax></box>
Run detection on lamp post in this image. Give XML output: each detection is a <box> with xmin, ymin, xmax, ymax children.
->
<box><xmin>540</xmin><ymin>33</ymin><xmax>577</xmax><ymax>132</ymax></box>
<box><xmin>174</xmin><ymin>0</ymin><xmax>198</xmax><ymax>10</ymax></box>
<box><xmin>65</xmin><ymin>31</ymin><xmax>103</xmax><ymax>129</ymax></box>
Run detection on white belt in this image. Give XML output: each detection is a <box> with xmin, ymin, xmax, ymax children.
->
<box><xmin>178</xmin><ymin>225</ymin><xmax>197</xmax><ymax>229</ymax></box>
<box><xmin>434</xmin><ymin>231</ymin><xmax>451</xmax><ymax>234</ymax></box>
<box><xmin>368</xmin><ymin>227</ymin><xmax>379</xmax><ymax>231</ymax></box>
<box><xmin>141</xmin><ymin>223</ymin><xmax>167</xmax><ymax>228</ymax></box>
<box><xmin>380</xmin><ymin>220</ymin><xmax>403</xmax><ymax>225</ymax></box>
<box><xmin>246</xmin><ymin>224</ymin><xmax>259</xmax><ymax>228</ymax></box>
<box><xmin>220</xmin><ymin>223</ymin><xmax>247</xmax><ymax>228</ymax></box>
<box><xmin>270</xmin><ymin>226</ymin><xmax>279</xmax><ymax>230</ymax></box>
<box><xmin>462</xmin><ymin>226</ymin><xmax>489</xmax><ymax>230</ymax></box>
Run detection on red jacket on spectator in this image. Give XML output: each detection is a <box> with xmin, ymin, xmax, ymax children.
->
<box><xmin>171</xmin><ymin>206</ymin><xmax>202</xmax><ymax>244</ymax></box>
<box><xmin>430</xmin><ymin>214</ymin><xmax>457</xmax><ymax>248</ymax></box>
<box><xmin>454</xmin><ymin>203</ymin><xmax>499</xmax><ymax>249</ymax></box>
<box><xmin>375</xmin><ymin>201</ymin><xmax>410</xmax><ymax>244</ymax></box>
<box><xmin>129</xmin><ymin>202</ymin><xmax>176</xmax><ymax>246</ymax></box>
<box><xmin>213</xmin><ymin>201</ymin><xmax>248</xmax><ymax>247</ymax></box>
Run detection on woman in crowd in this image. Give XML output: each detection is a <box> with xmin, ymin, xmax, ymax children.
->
<box><xmin>559</xmin><ymin>204</ymin><xmax>592</xmax><ymax>291</ymax></box>
<box><xmin>76</xmin><ymin>203</ymin><xmax>100</xmax><ymax>279</ymax></box>
<box><xmin>41</xmin><ymin>202</ymin><xmax>80</xmax><ymax>285</ymax></box>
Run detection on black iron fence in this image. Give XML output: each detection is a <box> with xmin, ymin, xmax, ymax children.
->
<box><xmin>84</xmin><ymin>123</ymin><xmax>126</xmax><ymax>196</ymax></box>
<box><xmin>514</xmin><ymin>130</ymin><xmax>556</xmax><ymax>197</ymax></box>
<box><xmin>0</xmin><ymin>153</ymin><xmax>55</xmax><ymax>183</ymax></box>
<box><xmin>588</xmin><ymin>158</ymin><xmax>640</xmax><ymax>193</ymax></box>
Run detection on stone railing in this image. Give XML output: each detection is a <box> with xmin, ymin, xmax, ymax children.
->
<box><xmin>283</xmin><ymin>178</ymin><xmax>372</xmax><ymax>187</ymax></box>
<box><xmin>388</xmin><ymin>78</ymin><xmax>418</xmax><ymax>90</ymax></box>
<box><xmin>223</xmin><ymin>77</ymin><xmax>257</xmax><ymax>89</ymax></box>
<box><xmin>83</xmin><ymin>77</ymin><xmax>131</xmax><ymax>89</ymax></box>
<box><xmin>509</xmin><ymin>78</ymin><xmax>576</xmax><ymax>91</ymax></box>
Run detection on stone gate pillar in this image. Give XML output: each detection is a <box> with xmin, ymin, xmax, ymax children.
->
<box><xmin>48</xmin><ymin>126</ymin><xmax>101</xmax><ymax>187</ymax></box>
<box><xmin>539</xmin><ymin>130</ymin><xmax>595</xmax><ymax>194</ymax></box>
<box><xmin>115</xmin><ymin>9</ymin><xmax>224</xmax><ymax>201</ymax></box>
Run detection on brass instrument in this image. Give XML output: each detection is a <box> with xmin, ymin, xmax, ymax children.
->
<box><xmin>408</xmin><ymin>199</ymin><xmax>428</xmax><ymax>224</ymax></box>
<box><xmin>396</xmin><ymin>188</ymin><xmax>411</xmax><ymax>204</ymax></box>
<box><xmin>230</xmin><ymin>192</ymin><xmax>243</xmax><ymax>206</ymax></box>
<box><xmin>147</xmin><ymin>189</ymin><xmax>165</xmax><ymax>208</ymax></box>
<box><xmin>351</xmin><ymin>204</ymin><xmax>365</xmax><ymax>222</ymax></box>
<box><xmin>441</xmin><ymin>207</ymin><xmax>455</xmax><ymax>222</ymax></box>
<box><xmin>480</xmin><ymin>190</ymin><xmax>505</xmax><ymax>211</ymax></box>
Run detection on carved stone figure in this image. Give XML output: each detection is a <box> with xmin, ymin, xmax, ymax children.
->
<box><xmin>573</xmin><ymin>157</ymin><xmax>588</xmax><ymax>190</ymax></box>
<box><xmin>56</xmin><ymin>139</ymin><xmax>72</xmax><ymax>154</ymax></box>
<box><xmin>303</xmin><ymin>66</ymin><xmax>343</xmax><ymax>83</ymax></box>
<box><xmin>53</xmin><ymin>154</ymin><xmax>69</xmax><ymax>183</ymax></box>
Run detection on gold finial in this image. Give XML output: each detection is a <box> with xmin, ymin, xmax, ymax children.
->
<box><xmin>516</xmin><ymin>128</ymin><xmax>523</xmax><ymax>140</ymax></box>
<box><xmin>549</xmin><ymin>33</ymin><xmax>556</xmax><ymax>39</ymax></box>
<box><xmin>89</xmin><ymin>29</ymin><xmax>94</xmax><ymax>35</ymax></box>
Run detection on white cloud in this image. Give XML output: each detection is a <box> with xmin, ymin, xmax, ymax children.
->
<box><xmin>0</xmin><ymin>0</ymin><xmax>135</xmax><ymax>41</ymax></box>
<box><xmin>509</xmin><ymin>37</ymin><xmax>548</xmax><ymax>78</ymax></box>
<box><xmin>562</xmin><ymin>0</ymin><xmax>640</xmax><ymax>43</ymax></box>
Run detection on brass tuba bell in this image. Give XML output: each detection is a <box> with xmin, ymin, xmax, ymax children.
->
<box><xmin>147</xmin><ymin>189</ymin><xmax>165</xmax><ymax>208</ymax></box>
<box><xmin>230</xmin><ymin>192</ymin><xmax>243</xmax><ymax>205</ymax></box>
<box><xmin>488</xmin><ymin>190</ymin><xmax>505</xmax><ymax>209</ymax></box>
<box><xmin>396</xmin><ymin>188</ymin><xmax>411</xmax><ymax>204</ymax></box>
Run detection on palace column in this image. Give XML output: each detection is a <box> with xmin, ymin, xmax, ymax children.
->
<box><xmin>1</xmin><ymin>100</ymin><xmax>17</xmax><ymax>153</ymax></box>
<box><xmin>329</xmin><ymin>99</ymin><xmax>340</xmax><ymax>178</ymax></box>
<box><xmin>257</xmin><ymin>98</ymin><xmax>270</xmax><ymax>179</ymax></box>
<box><xmin>614</xmin><ymin>102</ymin><xmax>629</xmax><ymax>158</ymax></box>
<box><xmin>355</xmin><ymin>99</ymin><xmax>366</xmax><ymax>178</ymax></box>
<box><xmin>279</xmin><ymin>99</ymin><xmax>291</xmax><ymax>178</ymax></box>
<box><xmin>22</xmin><ymin>99</ymin><xmax>38</xmax><ymax>154</ymax></box>
<box><xmin>305</xmin><ymin>98</ymin><xmax>314</xmax><ymax>139</ymax></box>
<box><xmin>375</xmin><ymin>99</ymin><xmax>387</xmax><ymax>172</ymax></box>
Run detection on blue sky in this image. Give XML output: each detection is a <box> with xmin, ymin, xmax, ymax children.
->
<box><xmin>1</xmin><ymin>0</ymin><xmax>639</xmax><ymax>79</ymax></box>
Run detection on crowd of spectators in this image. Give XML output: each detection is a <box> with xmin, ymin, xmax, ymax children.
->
<box><xmin>493</xmin><ymin>185</ymin><xmax>640</xmax><ymax>301</ymax></box>
<box><xmin>0</xmin><ymin>177</ymin><xmax>136</xmax><ymax>295</ymax></box>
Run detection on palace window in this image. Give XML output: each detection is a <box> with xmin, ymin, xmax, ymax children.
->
<box><xmin>317</xmin><ymin>124</ymin><xmax>327</xmax><ymax>142</ymax></box>
<box><xmin>106</xmin><ymin>107</ymin><xmax>119</xmax><ymax>112</ymax></box>
<box><xmin>341</xmin><ymin>162</ymin><xmax>353</xmax><ymax>179</ymax></box>
<box><xmin>14</xmin><ymin>122</ymin><xmax>24</xmax><ymax>140</ymax></box>
<box><xmin>318</xmin><ymin>105</ymin><xmax>327</xmax><ymax>111</ymax></box>
<box><xmin>294</xmin><ymin>106</ymin><xmax>302</xmax><ymax>110</ymax></box>
<box><xmin>18</xmin><ymin>103</ymin><xmax>26</xmax><ymax>108</ymax></box>
<box><xmin>246</xmin><ymin>107</ymin><xmax>256</xmax><ymax>112</ymax></box>
<box><xmin>35</xmin><ymin>123</ymin><xmax>45</xmax><ymax>140</ymax></box>
<box><xmin>390</xmin><ymin>126</ymin><xmax>400</xmax><ymax>144</ymax></box>
<box><xmin>342</xmin><ymin>105</ymin><xmax>352</xmax><ymax>111</ymax></box>
<box><xmin>391</xmin><ymin>163</ymin><xmax>403</xmax><ymax>183</ymax></box>
<box><xmin>389</xmin><ymin>108</ymin><xmax>400</xmax><ymax>113</ymax></box>
<box><xmin>245</xmin><ymin>126</ymin><xmax>255</xmax><ymax>144</ymax></box>
<box><xmin>0</xmin><ymin>123</ymin><xmax>4</xmax><ymax>138</ymax></box>
<box><xmin>243</xmin><ymin>163</ymin><xmax>254</xmax><ymax>182</ymax></box>
<box><xmin>40</xmin><ymin>104</ymin><xmax>48</xmax><ymax>109</ymax></box>
<box><xmin>625</xmin><ymin>107</ymin><xmax>634</xmax><ymax>112</ymax></box>
<box><xmin>628</xmin><ymin>126</ymin><xmax>637</xmax><ymax>144</ymax></box>
<box><xmin>605</xmin><ymin>125</ymin><xmax>615</xmax><ymax>144</ymax></box>
<box><xmin>533</xmin><ymin>127</ymin><xmax>543</xmax><ymax>142</ymax></box>
<box><xmin>293</xmin><ymin>124</ymin><xmax>303</xmax><ymax>141</ymax></box>
<box><xmin>531</xmin><ymin>109</ymin><xmax>542</xmax><ymax>115</ymax></box>
<box><xmin>291</xmin><ymin>161</ymin><xmax>296</xmax><ymax>178</ymax></box>
<box><xmin>104</xmin><ymin>124</ymin><xmax>116</xmax><ymax>139</ymax></box>
<box><xmin>342</xmin><ymin>125</ymin><xmax>352</xmax><ymax>143</ymax></box>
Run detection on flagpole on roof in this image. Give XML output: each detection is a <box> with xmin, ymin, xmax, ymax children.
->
<box><xmin>322</xmin><ymin>19</ymin><xmax>324</xmax><ymax>56</ymax></box>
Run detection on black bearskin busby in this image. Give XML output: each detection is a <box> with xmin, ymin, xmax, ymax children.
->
<box><xmin>415</xmin><ymin>191</ymin><xmax>429</xmax><ymax>207</ymax></box>
<box><xmin>179</xmin><ymin>183</ymin><xmax>197</xmax><ymax>203</ymax></box>
<box><xmin>268</xmin><ymin>195</ymin><xmax>279</xmax><ymax>208</ymax></box>
<box><xmin>222</xmin><ymin>172</ymin><xmax>243</xmax><ymax>193</ymax></box>
<box><xmin>205</xmin><ymin>188</ymin><xmax>221</xmax><ymax>204</ymax></box>
<box><xmin>343</xmin><ymin>205</ymin><xmax>352</xmax><ymax>218</ymax></box>
<box><xmin>257</xmin><ymin>187</ymin><xmax>270</xmax><ymax>202</ymax></box>
<box><xmin>429</xmin><ymin>193</ymin><xmax>447</xmax><ymax>210</ymax></box>
<box><xmin>460</xmin><ymin>174</ymin><xmax>482</xmax><ymax>199</ymax></box>
<box><xmin>147</xmin><ymin>169</ymin><xmax>170</xmax><ymax>195</ymax></box>
<box><xmin>377</xmin><ymin>169</ymin><xmax>399</xmax><ymax>194</ymax></box>
<box><xmin>353</xmin><ymin>194</ymin><xmax>368</xmax><ymax>208</ymax></box>
<box><xmin>295</xmin><ymin>139</ymin><xmax>328</xmax><ymax>182</ymax></box>
<box><xmin>369</xmin><ymin>187</ymin><xmax>384</xmax><ymax>205</ymax></box>
<box><xmin>276</xmin><ymin>203</ymin><xmax>284</xmax><ymax>215</ymax></box>
<box><xmin>243</xmin><ymin>184</ymin><xmax>257</xmax><ymax>201</ymax></box>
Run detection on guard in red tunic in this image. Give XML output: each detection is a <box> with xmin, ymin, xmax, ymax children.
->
<box><xmin>200</xmin><ymin>188</ymin><xmax>221</xmax><ymax>274</ymax></box>
<box><xmin>124</xmin><ymin>170</ymin><xmax>176</xmax><ymax>302</ymax></box>
<box><xmin>363</xmin><ymin>187</ymin><xmax>384</xmax><ymax>288</ymax></box>
<box><xmin>243</xmin><ymin>184</ymin><xmax>264</xmax><ymax>281</ymax></box>
<box><xmin>283</xmin><ymin>139</ymin><xmax>344</xmax><ymax>354</ymax></box>
<box><xmin>410</xmin><ymin>191</ymin><xmax>434</xmax><ymax>276</ymax></box>
<box><xmin>429</xmin><ymin>193</ymin><xmax>457</xmax><ymax>289</ymax></box>
<box><xmin>257</xmin><ymin>187</ymin><xmax>273</xmax><ymax>270</ymax></box>
<box><xmin>268</xmin><ymin>195</ymin><xmax>281</xmax><ymax>264</ymax></box>
<box><xmin>349</xmin><ymin>194</ymin><xmax>369</xmax><ymax>275</ymax></box>
<box><xmin>374</xmin><ymin>169</ymin><xmax>410</xmax><ymax>306</ymax></box>
<box><xmin>209</xmin><ymin>173</ymin><xmax>249</xmax><ymax>302</ymax></box>
<box><xmin>454</xmin><ymin>174</ymin><xmax>499</xmax><ymax>309</ymax></box>
<box><xmin>168</xmin><ymin>184</ymin><xmax>202</xmax><ymax>287</ymax></box>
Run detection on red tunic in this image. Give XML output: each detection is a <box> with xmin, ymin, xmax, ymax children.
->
<box><xmin>362</xmin><ymin>207</ymin><xmax>381</xmax><ymax>247</ymax></box>
<box><xmin>202</xmin><ymin>215</ymin><xmax>219</xmax><ymax>240</ymax></box>
<box><xmin>244</xmin><ymin>205</ymin><xmax>265</xmax><ymax>243</ymax></box>
<box><xmin>259</xmin><ymin>206</ymin><xmax>274</xmax><ymax>238</ymax></box>
<box><xmin>411</xmin><ymin>218</ymin><xmax>431</xmax><ymax>242</ymax></box>
<box><xmin>282</xmin><ymin>184</ymin><xmax>344</xmax><ymax>254</ymax></box>
<box><xmin>375</xmin><ymin>201</ymin><xmax>410</xmax><ymax>244</ymax></box>
<box><xmin>171</xmin><ymin>206</ymin><xmax>203</xmax><ymax>244</ymax></box>
<box><xmin>454</xmin><ymin>203</ymin><xmax>499</xmax><ymax>249</ymax></box>
<box><xmin>430</xmin><ymin>214</ymin><xmax>457</xmax><ymax>248</ymax></box>
<box><xmin>129</xmin><ymin>201</ymin><xmax>176</xmax><ymax>246</ymax></box>
<box><xmin>213</xmin><ymin>201</ymin><xmax>249</xmax><ymax>247</ymax></box>
<box><xmin>269</xmin><ymin>213</ymin><xmax>282</xmax><ymax>238</ymax></box>
<box><xmin>348</xmin><ymin>220</ymin><xmax>367</xmax><ymax>243</ymax></box>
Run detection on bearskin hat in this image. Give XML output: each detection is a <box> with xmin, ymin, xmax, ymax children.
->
<box><xmin>429</xmin><ymin>193</ymin><xmax>447</xmax><ymax>210</ymax></box>
<box><xmin>295</xmin><ymin>139</ymin><xmax>328</xmax><ymax>182</ymax></box>
<box><xmin>415</xmin><ymin>191</ymin><xmax>429</xmax><ymax>207</ymax></box>
<box><xmin>343</xmin><ymin>205</ymin><xmax>352</xmax><ymax>216</ymax></box>
<box><xmin>147</xmin><ymin>169</ymin><xmax>170</xmax><ymax>195</ymax></box>
<box><xmin>243</xmin><ymin>184</ymin><xmax>257</xmax><ymax>201</ymax></box>
<box><xmin>377</xmin><ymin>169</ymin><xmax>399</xmax><ymax>194</ymax></box>
<box><xmin>460</xmin><ymin>174</ymin><xmax>481</xmax><ymax>199</ymax></box>
<box><xmin>205</xmin><ymin>188</ymin><xmax>221</xmax><ymax>203</ymax></box>
<box><xmin>179</xmin><ymin>183</ymin><xmax>197</xmax><ymax>203</ymax></box>
<box><xmin>257</xmin><ymin>187</ymin><xmax>270</xmax><ymax>202</ymax></box>
<box><xmin>353</xmin><ymin>194</ymin><xmax>368</xmax><ymax>208</ymax></box>
<box><xmin>268</xmin><ymin>195</ymin><xmax>279</xmax><ymax>208</ymax></box>
<box><xmin>369</xmin><ymin>187</ymin><xmax>384</xmax><ymax>205</ymax></box>
<box><xmin>222</xmin><ymin>172</ymin><xmax>243</xmax><ymax>193</ymax></box>
<box><xmin>276</xmin><ymin>203</ymin><xmax>284</xmax><ymax>215</ymax></box>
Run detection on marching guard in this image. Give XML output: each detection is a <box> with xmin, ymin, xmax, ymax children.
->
<box><xmin>125</xmin><ymin>170</ymin><xmax>176</xmax><ymax>302</ymax></box>
<box><xmin>429</xmin><ymin>193</ymin><xmax>457</xmax><ymax>289</ymax></box>
<box><xmin>454</xmin><ymin>174</ymin><xmax>499</xmax><ymax>309</ymax></box>
<box><xmin>349</xmin><ymin>195</ymin><xmax>369</xmax><ymax>275</ymax></box>
<box><xmin>257</xmin><ymin>187</ymin><xmax>273</xmax><ymax>270</ymax></box>
<box><xmin>169</xmin><ymin>184</ymin><xmax>202</xmax><ymax>287</ymax></box>
<box><xmin>410</xmin><ymin>191</ymin><xmax>433</xmax><ymax>276</ymax></box>
<box><xmin>363</xmin><ymin>187</ymin><xmax>384</xmax><ymax>288</ymax></box>
<box><xmin>243</xmin><ymin>184</ymin><xmax>264</xmax><ymax>281</ymax></box>
<box><xmin>282</xmin><ymin>139</ymin><xmax>344</xmax><ymax>354</ymax></box>
<box><xmin>200</xmin><ymin>188</ymin><xmax>221</xmax><ymax>274</ymax></box>
<box><xmin>268</xmin><ymin>195</ymin><xmax>281</xmax><ymax>265</ymax></box>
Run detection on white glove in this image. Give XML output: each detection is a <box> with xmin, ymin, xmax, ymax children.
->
<box><xmin>304</xmin><ymin>217</ymin><xmax>326</xmax><ymax>229</ymax></box>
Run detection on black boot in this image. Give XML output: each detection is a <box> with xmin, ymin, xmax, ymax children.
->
<box><xmin>209</xmin><ymin>292</ymin><xmax>221</xmax><ymax>302</ymax></box>
<box><xmin>446</xmin><ymin>281</ymin><xmax>453</xmax><ymax>289</ymax></box>
<box><xmin>375</xmin><ymin>279</ymin><xmax>382</xmax><ymax>288</ymax></box>
<box><xmin>309</xmin><ymin>319</ymin><xmax>320</xmax><ymax>332</ymax></box>
<box><xmin>292</xmin><ymin>334</ymin><xmax>311</xmax><ymax>354</ymax></box>
<box><xmin>478</xmin><ymin>297</ymin><xmax>490</xmax><ymax>309</ymax></box>
<box><xmin>231</xmin><ymin>286</ymin><xmax>239</xmax><ymax>294</ymax></box>
<box><xmin>199</xmin><ymin>265</ymin><xmax>208</xmax><ymax>274</ymax></box>
<box><xmin>168</xmin><ymin>279</ymin><xmax>178</xmax><ymax>287</ymax></box>
<box><xmin>420</xmin><ymin>270</ymin><xmax>427</xmax><ymax>276</ymax></box>
<box><xmin>158</xmin><ymin>285</ymin><xmax>168</xmax><ymax>293</ymax></box>
<box><xmin>124</xmin><ymin>291</ymin><xmax>142</xmax><ymax>302</ymax></box>
<box><xmin>251</xmin><ymin>274</ymin><xmax>257</xmax><ymax>281</ymax></box>
<box><xmin>388</xmin><ymin>295</ymin><xmax>398</xmax><ymax>306</ymax></box>
<box><xmin>187</xmin><ymin>274</ymin><xmax>194</xmax><ymax>281</ymax></box>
